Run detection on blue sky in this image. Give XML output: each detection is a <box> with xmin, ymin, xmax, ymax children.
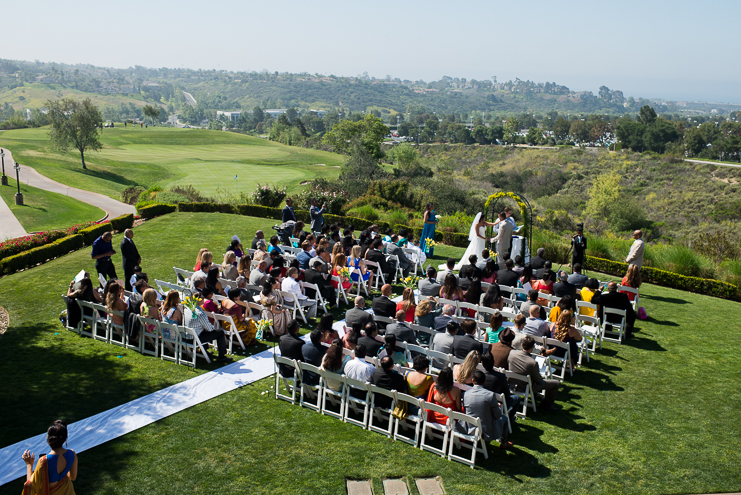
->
<box><xmin>4</xmin><ymin>0</ymin><xmax>740</xmax><ymax>103</ymax></box>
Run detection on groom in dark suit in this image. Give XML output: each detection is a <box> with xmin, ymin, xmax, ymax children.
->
<box><xmin>121</xmin><ymin>229</ymin><xmax>141</xmax><ymax>291</ymax></box>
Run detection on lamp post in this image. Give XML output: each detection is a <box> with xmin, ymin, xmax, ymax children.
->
<box><xmin>1</xmin><ymin>149</ymin><xmax>7</xmax><ymax>186</ymax></box>
<box><xmin>14</xmin><ymin>161</ymin><xmax>23</xmax><ymax>205</ymax></box>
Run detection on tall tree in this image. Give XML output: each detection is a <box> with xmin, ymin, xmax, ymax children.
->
<box><xmin>142</xmin><ymin>104</ymin><xmax>160</xmax><ymax>124</ymax></box>
<box><xmin>322</xmin><ymin>114</ymin><xmax>389</xmax><ymax>160</ymax></box>
<box><xmin>552</xmin><ymin>117</ymin><xmax>571</xmax><ymax>141</ymax></box>
<box><xmin>638</xmin><ymin>105</ymin><xmax>657</xmax><ymax>126</ymax></box>
<box><xmin>47</xmin><ymin>98</ymin><xmax>103</xmax><ymax>170</ymax></box>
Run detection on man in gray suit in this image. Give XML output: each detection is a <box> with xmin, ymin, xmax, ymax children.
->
<box><xmin>386</xmin><ymin>235</ymin><xmax>413</xmax><ymax>276</ymax></box>
<box><xmin>418</xmin><ymin>266</ymin><xmax>442</xmax><ymax>297</ymax></box>
<box><xmin>491</xmin><ymin>211</ymin><xmax>513</xmax><ymax>264</ymax></box>
<box><xmin>249</xmin><ymin>260</ymin><xmax>268</xmax><ymax>287</ymax></box>
<box><xmin>385</xmin><ymin>310</ymin><xmax>418</xmax><ymax>345</ymax></box>
<box><xmin>457</xmin><ymin>370</ymin><xmax>512</xmax><ymax>449</ymax></box>
<box><xmin>345</xmin><ymin>296</ymin><xmax>373</xmax><ymax>328</ymax></box>
<box><xmin>431</xmin><ymin>321</ymin><xmax>457</xmax><ymax>369</ymax></box>
<box><xmin>436</xmin><ymin>258</ymin><xmax>457</xmax><ymax>285</ymax></box>
<box><xmin>508</xmin><ymin>336</ymin><xmax>561</xmax><ymax>411</ymax></box>
<box><xmin>567</xmin><ymin>263</ymin><xmax>588</xmax><ymax>290</ymax></box>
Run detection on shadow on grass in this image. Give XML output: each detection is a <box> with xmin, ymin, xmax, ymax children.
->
<box><xmin>627</xmin><ymin>335</ymin><xmax>666</xmax><ymax>352</ymax></box>
<box><xmin>641</xmin><ymin>294</ymin><xmax>692</xmax><ymax>305</ymax></box>
<box><xmin>644</xmin><ymin>315</ymin><xmax>679</xmax><ymax>327</ymax></box>
<box><xmin>80</xmin><ymin>167</ymin><xmax>138</xmax><ymax>187</ymax></box>
<box><xmin>568</xmin><ymin>369</ymin><xmax>624</xmax><ymax>392</ymax></box>
<box><xmin>479</xmin><ymin>424</ymin><xmax>553</xmax><ymax>479</ymax></box>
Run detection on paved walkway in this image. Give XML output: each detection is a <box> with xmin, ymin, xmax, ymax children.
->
<box><xmin>0</xmin><ymin>148</ymin><xmax>136</xmax><ymax>240</ymax></box>
<box><xmin>685</xmin><ymin>158</ymin><xmax>741</xmax><ymax>169</ymax></box>
<box><xmin>0</xmin><ymin>189</ymin><xmax>27</xmax><ymax>240</ymax></box>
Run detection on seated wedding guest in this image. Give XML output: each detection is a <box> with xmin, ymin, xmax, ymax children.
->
<box><xmin>270</xmin><ymin>255</ymin><xmax>288</xmax><ymax>278</ymax></box>
<box><xmin>196</xmin><ymin>251</ymin><xmax>213</xmax><ymax>274</ymax></box>
<box><xmin>545</xmin><ymin>310</ymin><xmax>582</xmax><ymax>368</ymax></box>
<box><xmin>343</xmin><ymin>323</ymin><xmax>360</xmax><ymax>351</ymax></box>
<box><xmin>481</xmin><ymin>283</ymin><xmax>504</xmax><ymax>311</ymax></box>
<box><xmin>387</xmin><ymin>235</ymin><xmax>414</xmax><ymax>276</ymax></box>
<box><xmin>161</xmin><ymin>290</ymin><xmax>183</xmax><ymax>325</ymax></box>
<box><xmin>341</xmin><ymin>236</ymin><xmax>354</xmax><ymax>257</ymax></box>
<box><xmin>268</xmin><ymin>235</ymin><xmax>283</xmax><ymax>254</ymax></box>
<box><xmin>386</xmin><ymin>310</ymin><xmax>418</xmax><ymax>345</ymax></box>
<box><xmin>320</xmin><ymin>338</ymin><xmax>351</xmax><ymax>391</ymax></box>
<box><xmin>297</xmin><ymin>241</ymin><xmax>313</xmax><ymax>270</ymax></box>
<box><xmin>433</xmin><ymin>304</ymin><xmax>459</xmax><ymax>332</ymax></box>
<box><xmin>598</xmin><ymin>281</ymin><xmax>637</xmax><ymax>338</ymax></box>
<box><xmin>302</xmin><ymin>328</ymin><xmax>326</xmax><ymax>385</ymax></box>
<box><xmin>436</xmin><ymin>258</ymin><xmax>457</xmax><ymax>284</ymax></box>
<box><xmin>253</xmin><ymin>240</ymin><xmax>268</xmax><ymax>261</ymax></box>
<box><xmin>415</xmin><ymin>298</ymin><xmax>442</xmax><ymax>330</ymax></box>
<box><xmin>237</xmin><ymin>256</ymin><xmax>251</xmax><ymax>278</ymax></box>
<box><xmin>371</xmin><ymin>356</ymin><xmax>408</xmax><ymax>408</ymax></box>
<box><xmin>419</xmin><ymin>266</ymin><xmax>442</xmax><ymax>297</ymax></box>
<box><xmin>511</xmin><ymin>314</ymin><xmax>527</xmax><ymax>350</ymax></box>
<box><xmin>549</xmin><ymin>295</ymin><xmax>574</xmax><ymax>323</ymax></box>
<box><xmin>331</xmin><ymin>254</ymin><xmax>353</xmax><ymax>292</ymax></box>
<box><xmin>317</xmin><ymin>313</ymin><xmax>340</xmax><ymax>345</ymax></box>
<box><xmin>497</xmin><ymin>259</ymin><xmax>520</xmax><ymax>288</ymax></box>
<box><xmin>105</xmin><ymin>282</ymin><xmax>126</xmax><ymax>327</ymax></box>
<box><xmin>221</xmin><ymin>251</ymin><xmax>238</xmax><ymax>280</ymax></box>
<box><xmin>330</xmin><ymin>241</ymin><xmax>343</xmax><ymax>262</ymax></box>
<box><xmin>568</xmin><ymin>263</ymin><xmax>588</xmax><ymax>289</ymax></box>
<box><xmin>532</xmin><ymin>268</ymin><xmax>555</xmax><ymax>294</ymax></box>
<box><xmin>459</xmin><ymin>370</ymin><xmax>512</xmax><ymax>450</ymax></box>
<box><xmin>535</xmin><ymin>260</ymin><xmax>558</xmax><ymax>283</ymax></box>
<box><xmin>453</xmin><ymin>350</ymin><xmax>480</xmax><ymax>385</ymax></box>
<box><xmin>305</xmin><ymin>234</ymin><xmax>317</xmax><ymax>257</ymax></box>
<box><xmin>486</xmin><ymin>311</ymin><xmax>506</xmax><ymax>344</ymax></box>
<box><xmin>491</xmin><ymin>327</ymin><xmax>515</xmax><ymax>369</ymax></box>
<box><xmin>282</xmin><ymin>267</ymin><xmax>317</xmax><ymax>318</ymax></box>
<box><xmin>139</xmin><ymin>288</ymin><xmax>161</xmax><ymax>324</ymax></box>
<box><xmin>530</xmin><ymin>247</ymin><xmax>547</xmax><ymax>270</ymax></box>
<box><xmin>517</xmin><ymin>264</ymin><xmax>535</xmax><ymax>301</ymax></box>
<box><xmin>359</xmin><ymin>322</ymin><xmax>384</xmax><ymax>357</ymax></box>
<box><xmin>377</xmin><ymin>333</ymin><xmax>411</xmax><ymax>366</ymax></box>
<box><xmin>513</xmin><ymin>255</ymin><xmax>526</xmax><ymax>275</ymax></box>
<box><xmin>278</xmin><ymin>319</ymin><xmax>304</xmax><ymax>377</ymax></box>
<box><xmin>305</xmin><ymin>260</ymin><xmax>334</xmax><ymax>302</ymax></box>
<box><xmin>405</xmin><ymin>355</ymin><xmax>434</xmax><ymax>400</ymax></box>
<box><xmin>481</xmin><ymin>259</ymin><xmax>498</xmax><ymax>284</ymax></box>
<box><xmin>200</xmin><ymin>286</ymin><xmax>220</xmax><ymax>323</ymax></box>
<box><xmin>426</xmin><ymin>367</ymin><xmax>461</xmax><ymax>424</ymax></box>
<box><xmin>431</xmin><ymin>321</ymin><xmax>458</xmax><ymax>368</ymax></box>
<box><xmin>328</xmin><ymin>231</ymin><xmax>341</xmax><ymax>253</ymax></box>
<box><xmin>365</xmin><ymin>238</ymin><xmax>390</xmax><ymax>277</ymax></box>
<box><xmin>310</xmin><ymin>246</ymin><xmax>330</xmax><ymax>273</ymax></box>
<box><xmin>251</xmin><ymin>230</ymin><xmax>264</xmax><ymax>250</ymax></box>
<box><xmin>460</xmin><ymin>254</ymin><xmax>482</xmax><ymax>283</ymax></box>
<box><xmin>292</xmin><ymin>221</ymin><xmax>307</xmax><ymax>242</ymax></box>
<box><xmin>523</xmin><ymin>305</ymin><xmax>550</xmax><ymax>337</ymax></box>
<box><xmin>476</xmin><ymin>249</ymin><xmax>491</xmax><ymax>270</ymax></box>
<box><xmin>221</xmin><ymin>289</ymin><xmax>257</xmax><ymax>345</ymax></box>
<box><xmin>345</xmin><ymin>296</ymin><xmax>374</xmax><ymax>329</ymax></box>
<box><xmin>519</xmin><ymin>290</ymin><xmax>547</xmax><ymax>320</ymax></box>
<box><xmin>206</xmin><ymin>265</ymin><xmax>227</xmax><ymax>297</ymax></box>
<box><xmin>344</xmin><ymin>344</ymin><xmax>375</xmax><ymax>398</ymax></box>
<box><xmin>288</xmin><ymin>258</ymin><xmax>305</xmax><ymax>281</ymax></box>
<box><xmin>193</xmin><ymin>248</ymin><xmax>209</xmax><ymax>271</ymax></box>
<box><xmin>348</xmin><ymin>245</ymin><xmax>373</xmax><ymax>288</ymax></box>
<box><xmin>261</xmin><ymin>277</ymin><xmax>291</xmax><ymax>336</ymax></box>
<box><xmin>65</xmin><ymin>276</ymin><xmax>97</xmax><ymax>327</ymax></box>
<box><xmin>250</xmin><ymin>260</ymin><xmax>268</xmax><ymax>287</ymax></box>
<box><xmin>509</xmin><ymin>335</ymin><xmax>561</xmax><ymax>411</ymax></box>
<box><xmin>553</xmin><ymin>271</ymin><xmax>577</xmax><ymax>301</ymax></box>
<box><xmin>191</xmin><ymin>278</ymin><xmax>206</xmax><ymax>297</ymax></box>
<box><xmin>453</xmin><ymin>319</ymin><xmax>484</xmax><ymax>359</ymax></box>
<box><xmin>620</xmin><ymin>264</ymin><xmax>642</xmax><ymax>301</ymax></box>
<box><xmin>395</xmin><ymin>288</ymin><xmax>417</xmax><ymax>322</ymax></box>
<box><xmin>462</xmin><ymin>278</ymin><xmax>483</xmax><ymax>317</ymax></box>
<box><xmin>480</xmin><ymin>351</ymin><xmax>521</xmax><ymax>423</ymax></box>
<box><xmin>440</xmin><ymin>272</ymin><xmax>465</xmax><ymax>301</ymax></box>
<box><xmin>372</xmin><ymin>284</ymin><xmax>397</xmax><ymax>325</ymax></box>
<box><xmin>579</xmin><ymin>278</ymin><xmax>601</xmax><ymax>316</ymax></box>
<box><xmin>228</xmin><ymin>237</ymin><xmax>244</xmax><ymax>259</ymax></box>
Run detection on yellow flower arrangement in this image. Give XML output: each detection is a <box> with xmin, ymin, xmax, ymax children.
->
<box><xmin>182</xmin><ymin>294</ymin><xmax>202</xmax><ymax>314</ymax></box>
<box><xmin>402</xmin><ymin>275</ymin><xmax>420</xmax><ymax>289</ymax></box>
<box><xmin>255</xmin><ymin>319</ymin><xmax>273</xmax><ymax>340</ymax></box>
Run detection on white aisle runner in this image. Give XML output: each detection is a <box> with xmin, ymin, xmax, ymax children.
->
<box><xmin>0</xmin><ymin>345</ymin><xmax>283</xmax><ymax>486</ymax></box>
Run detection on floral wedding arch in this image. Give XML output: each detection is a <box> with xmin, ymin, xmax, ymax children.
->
<box><xmin>484</xmin><ymin>191</ymin><xmax>533</xmax><ymax>259</ymax></box>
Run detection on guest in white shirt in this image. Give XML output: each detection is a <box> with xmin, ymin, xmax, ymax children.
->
<box><xmin>281</xmin><ymin>267</ymin><xmax>317</xmax><ymax>318</ymax></box>
<box><xmin>344</xmin><ymin>343</ymin><xmax>375</xmax><ymax>398</ymax></box>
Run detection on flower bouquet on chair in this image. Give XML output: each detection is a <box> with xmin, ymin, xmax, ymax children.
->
<box><xmin>402</xmin><ymin>276</ymin><xmax>420</xmax><ymax>290</ymax></box>
<box><xmin>338</xmin><ymin>267</ymin><xmax>351</xmax><ymax>283</ymax></box>
<box><xmin>255</xmin><ymin>318</ymin><xmax>273</xmax><ymax>340</ymax></box>
<box><xmin>182</xmin><ymin>295</ymin><xmax>203</xmax><ymax>328</ymax></box>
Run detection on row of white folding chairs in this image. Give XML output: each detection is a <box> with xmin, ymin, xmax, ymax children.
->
<box><xmin>273</xmin><ymin>354</ymin><xmax>501</xmax><ymax>468</ymax></box>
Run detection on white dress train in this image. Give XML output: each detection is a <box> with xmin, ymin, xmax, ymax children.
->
<box><xmin>439</xmin><ymin>212</ymin><xmax>487</xmax><ymax>272</ymax></box>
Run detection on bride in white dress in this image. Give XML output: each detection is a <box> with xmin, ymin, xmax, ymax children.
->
<box><xmin>439</xmin><ymin>212</ymin><xmax>497</xmax><ymax>271</ymax></box>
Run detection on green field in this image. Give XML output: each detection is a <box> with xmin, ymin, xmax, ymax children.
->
<box><xmin>0</xmin><ymin>83</ymin><xmax>150</xmax><ymax>111</ymax></box>
<box><xmin>0</xmin><ymin>178</ymin><xmax>104</xmax><ymax>233</ymax></box>
<box><xmin>0</xmin><ymin>126</ymin><xmax>343</xmax><ymax>200</ymax></box>
<box><xmin>0</xmin><ymin>212</ymin><xmax>740</xmax><ymax>494</ymax></box>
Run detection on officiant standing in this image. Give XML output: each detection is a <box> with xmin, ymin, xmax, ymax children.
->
<box><xmin>491</xmin><ymin>212</ymin><xmax>513</xmax><ymax>264</ymax></box>
<box><xmin>571</xmin><ymin>223</ymin><xmax>587</xmax><ymax>268</ymax></box>
<box><xmin>121</xmin><ymin>229</ymin><xmax>141</xmax><ymax>291</ymax></box>
<box><xmin>421</xmin><ymin>203</ymin><xmax>439</xmax><ymax>257</ymax></box>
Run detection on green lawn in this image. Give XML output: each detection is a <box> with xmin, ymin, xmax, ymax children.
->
<box><xmin>1</xmin><ymin>126</ymin><xmax>343</xmax><ymax>200</ymax></box>
<box><xmin>0</xmin><ymin>178</ymin><xmax>104</xmax><ymax>233</ymax></box>
<box><xmin>0</xmin><ymin>213</ymin><xmax>740</xmax><ymax>494</ymax></box>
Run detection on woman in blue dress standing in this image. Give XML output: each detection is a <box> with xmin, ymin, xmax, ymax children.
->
<box><xmin>421</xmin><ymin>202</ymin><xmax>439</xmax><ymax>257</ymax></box>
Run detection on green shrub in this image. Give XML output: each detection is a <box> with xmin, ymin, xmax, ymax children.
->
<box><xmin>383</xmin><ymin>209</ymin><xmax>410</xmax><ymax>227</ymax></box>
<box><xmin>138</xmin><ymin>203</ymin><xmax>177</xmax><ymax>219</ymax></box>
<box><xmin>109</xmin><ymin>214</ymin><xmax>134</xmax><ymax>232</ymax></box>
<box><xmin>120</xmin><ymin>186</ymin><xmax>145</xmax><ymax>205</ymax></box>
<box><xmin>586</xmin><ymin>236</ymin><xmax>614</xmax><ymax>259</ymax></box>
<box><xmin>0</xmin><ymin>234</ymin><xmax>84</xmax><ymax>275</ymax></box>
<box><xmin>442</xmin><ymin>231</ymin><xmax>469</xmax><ymax>248</ymax></box>
<box><xmin>235</xmin><ymin>204</ymin><xmax>283</xmax><ymax>220</ymax></box>
<box><xmin>250</xmin><ymin>184</ymin><xmax>287</xmax><ymax>208</ymax></box>
<box><xmin>347</xmin><ymin>205</ymin><xmax>380</xmax><ymax>221</ymax></box>
<box><xmin>78</xmin><ymin>222</ymin><xmax>112</xmax><ymax>245</ymax></box>
<box><xmin>721</xmin><ymin>259</ymin><xmax>741</xmax><ymax>287</ymax></box>
<box><xmin>177</xmin><ymin>202</ymin><xmax>236</xmax><ymax>214</ymax></box>
<box><xmin>658</xmin><ymin>244</ymin><xmax>713</xmax><ymax>278</ymax></box>
<box><xmin>155</xmin><ymin>191</ymin><xmax>190</xmax><ymax>204</ymax></box>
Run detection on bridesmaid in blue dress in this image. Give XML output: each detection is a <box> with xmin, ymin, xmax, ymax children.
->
<box><xmin>421</xmin><ymin>203</ymin><xmax>439</xmax><ymax>257</ymax></box>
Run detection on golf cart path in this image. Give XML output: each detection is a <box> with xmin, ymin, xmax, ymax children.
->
<box><xmin>0</xmin><ymin>148</ymin><xmax>136</xmax><ymax>230</ymax></box>
<box><xmin>0</xmin><ymin>190</ymin><xmax>27</xmax><ymax>240</ymax></box>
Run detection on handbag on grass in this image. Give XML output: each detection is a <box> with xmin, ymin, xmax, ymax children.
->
<box><xmin>392</xmin><ymin>401</ymin><xmax>409</xmax><ymax>420</ymax></box>
<box><xmin>638</xmin><ymin>307</ymin><xmax>647</xmax><ymax>320</ymax></box>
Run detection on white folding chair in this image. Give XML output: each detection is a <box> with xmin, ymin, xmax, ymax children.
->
<box><xmin>331</xmin><ymin>276</ymin><xmax>349</xmax><ymax>307</ymax></box>
<box><xmin>320</xmin><ymin>368</ymin><xmax>346</xmax><ymax>419</ymax></box>
<box><xmin>219</xmin><ymin>278</ymin><xmax>238</xmax><ymax>289</ymax></box>
<box><xmin>387</xmin><ymin>254</ymin><xmax>404</xmax><ymax>284</ymax></box>
<box><xmin>420</xmin><ymin>402</ymin><xmax>452</xmax><ymax>457</ymax></box>
<box><xmin>448</xmin><ymin>410</ymin><xmax>488</xmax><ymax>469</ymax></box>
<box><xmin>61</xmin><ymin>295</ymin><xmax>81</xmax><ymax>334</ymax></box>
<box><xmin>298</xmin><ymin>362</ymin><xmax>323</xmax><ymax>412</ymax></box>
<box><xmin>373</xmin><ymin>315</ymin><xmax>394</xmax><ymax>326</ymax></box>
<box><xmin>368</xmin><ymin>384</ymin><xmax>397</xmax><ymax>438</ymax></box>
<box><xmin>107</xmin><ymin>309</ymin><xmax>127</xmax><ymax>347</ymax></box>
<box><xmin>437</xmin><ymin>298</ymin><xmax>459</xmax><ymax>315</ymax></box>
<box><xmin>428</xmin><ymin>350</ymin><xmax>453</xmax><ymax>374</ymax></box>
<box><xmin>302</xmin><ymin>282</ymin><xmax>329</xmax><ymax>315</ymax></box>
<box><xmin>504</xmin><ymin>370</ymin><xmax>539</xmax><ymax>417</ymax></box>
<box><xmin>393</xmin><ymin>392</ymin><xmax>425</xmax><ymax>446</ymax></box>
<box><xmin>274</xmin><ymin>355</ymin><xmax>298</xmax><ymax>404</ymax></box>
<box><xmin>495</xmin><ymin>391</ymin><xmax>513</xmax><ymax>435</ymax></box>
<box><xmin>212</xmin><ymin>313</ymin><xmax>246</xmax><ymax>354</ymax></box>
<box><xmin>178</xmin><ymin>325</ymin><xmax>206</xmax><ymax>368</ymax></box>
<box><xmin>77</xmin><ymin>300</ymin><xmax>98</xmax><ymax>338</ymax></box>
<box><xmin>618</xmin><ymin>285</ymin><xmax>640</xmax><ymax>311</ymax></box>
<box><xmin>544</xmin><ymin>338</ymin><xmax>573</xmax><ymax>380</ymax></box>
<box><xmin>173</xmin><ymin>267</ymin><xmax>194</xmax><ymax>287</ymax></box>
<box><xmin>158</xmin><ymin>321</ymin><xmax>181</xmax><ymax>363</ymax></box>
<box><xmin>403</xmin><ymin>247</ymin><xmax>421</xmax><ymax>276</ymax></box>
<box><xmin>365</xmin><ymin>260</ymin><xmax>387</xmax><ymax>290</ymax></box>
<box><xmin>410</xmin><ymin>324</ymin><xmax>434</xmax><ymax>348</ymax></box>
<box><xmin>279</xmin><ymin>290</ymin><xmax>308</xmax><ymax>324</ymax></box>
<box><xmin>347</xmin><ymin>269</ymin><xmax>370</xmax><ymax>298</ymax></box>
<box><xmin>137</xmin><ymin>316</ymin><xmax>160</xmax><ymax>357</ymax></box>
<box><xmin>458</xmin><ymin>302</ymin><xmax>478</xmax><ymax>320</ymax></box>
<box><xmin>602</xmin><ymin>308</ymin><xmax>627</xmax><ymax>345</ymax></box>
<box><xmin>575</xmin><ymin>313</ymin><xmax>600</xmax><ymax>363</ymax></box>
<box><xmin>342</xmin><ymin>376</ymin><xmax>371</xmax><ymax>429</ymax></box>
<box><xmin>89</xmin><ymin>302</ymin><xmax>110</xmax><ymax>342</ymax></box>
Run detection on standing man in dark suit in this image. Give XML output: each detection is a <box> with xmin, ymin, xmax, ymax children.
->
<box><xmin>452</xmin><ymin>319</ymin><xmax>484</xmax><ymax>360</ymax></box>
<box><xmin>571</xmin><ymin>224</ymin><xmax>587</xmax><ymax>268</ymax></box>
<box><xmin>309</xmin><ymin>199</ymin><xmax>326</xmax><ymax>234</ymax></box>
<box><xmin>282</xmin><ymin>198</ymin><xmax>297</xmax><ymax>223</ymax></box>
<box><xmin>345</xmin><ymin>296</ymin><xmax>374</xmax><ymax>329</ymax></box>
<box><xmin>530</xmin><ymin>248</ymin><xmax>547</xmax><ymax>271</ymax></box>
<box><xmin>597</xmin><ymin>282</ymin><xmax>636</xmax><ymax>338</ymax></box>
<box><xmin>120</xmin><ymin>229</ymin><xmax>141</xmax><ymax>291</ymax></box>
<box><xmin>372</xmin><ymin>285</ymin><xmax>397</xmax><ymax>330</ymax></box>
<box><xmin>386</xmin><ymin>310</ymin><xmax>418</xmax><ymax>345</ymax></box>
<box><xmin>496</xmin><ymin>259</ymin><xmax>519</xmax><ymax>288</ymax></box>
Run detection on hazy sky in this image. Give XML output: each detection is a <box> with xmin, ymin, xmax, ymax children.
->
<box><xmin>4</xmin><ymin>0</ymin><xmax>740</xmax><ymax>103</ymax></box>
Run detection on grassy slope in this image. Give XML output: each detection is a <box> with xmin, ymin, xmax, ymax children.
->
<box><xmin>0</xmin><ymin>84</ymin><xmax>149</xmax><ymax>110</ymax></box>
<box><xmin>0</xmin><ymin>178</ymin><xmax>104</xmax><ymax>233</ymax></box>
<box><xmin>0</xmin><ymin>212</ymin><xmax>740</xmax><ymax>494</ymax></box>
<box><xmin>0</xmin><ymin>126</ymin><xmax>343</xmax><ymax>200</ymax></box>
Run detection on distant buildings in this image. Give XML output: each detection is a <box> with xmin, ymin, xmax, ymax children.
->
<box><xmin>216</xmin><ymin>111</ymin><xmax>241</xmax><ymax>124</ymax></box>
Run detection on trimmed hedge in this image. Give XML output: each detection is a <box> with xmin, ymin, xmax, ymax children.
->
<box><xmin>78</xmin><ymin>222</ymin><xmax>112</xmax><ymax>245</ymax></box>
<box><xmin>109</xmin><ymin>213</ymin><xmax>134</xmax><ymax>232</ymax></box>
<box><xmin>585</xmin><ymin>255</ymin><xmax>739</xmax><ymax>301</ymax></box>
<box><xmin>442</xmin><ymin>231</ymin><xmax>470</xmax><ymax>248</ymax></box>
<box><xmin>138</xmin><ymin>203</ymin><xmax>177</xmax><ymax>219</ymax></box>
<box><xmin>0</xmin><ymin>234</ymin><xmax>84</xmax><ymax>275</ymax></box>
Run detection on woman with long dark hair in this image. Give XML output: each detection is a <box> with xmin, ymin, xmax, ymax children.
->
<box><xmin>481</xmin><ymin>283</ymin><xmax>504</xmax><ymax>310</ymax></box>
<box><xmin>463</xmin><ymin>278</ymin><xmax>483</xmax><ymax>317</ymax></box>
<box><xmin>377</xmin><ymin>333</ymin><xmax>410</xmax><ymax>366</ymax></box>
<box><xmin>517</xmin><ymin>264</ymin><xmax>534</xmax><ymax>301</ymax></box>
<box><xmin>420</xmin><ymin>202</ymin><xmax>439</xmax><ymax>256</ymax></box>
<box><xmin>206</xmin><ymin>265</ymin><xmax>226</xmax><ymax>296</ymax></box>
<box><xmin>426</xmin><ymin>367</ymin><xmax>461</xmax><ymax>424</ymax></box>
<box><xmin>320</xmin><ymin>338</ymin><xmax>350</xmax><ymax>391</ymax></box>
<box><xmin>440</xmin><ymin>272</ymin><xmax>465</xmax><ymax>301</ymax></box>
<box><xmin>260</xmin><ymin>276</ymin><xmax>290</xmax><ymax>336</ymax></box>
<box><xmin>481</xmin><ymin>258</ymin><xmax>498</xmax><ymax>284</ymax></box>
<box><xmin>317</xmin><ymin>313</ymin><xmax>339</xmax><ymax>344</ymax></box>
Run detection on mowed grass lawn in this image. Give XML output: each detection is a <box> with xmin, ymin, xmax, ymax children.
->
<box><xmin>1</xmin><ymin>213</ymin><xmax>740</xmax><ymax>494</ymax></box>
<box><xmin>0</xmin><ymin>178</ymin><xmax>104</xmax><ymax>234</ymax></box>
<box><xmin>1</xmin><ymin>126</ymin><xmax>343</xmax><ymax>200</ymax></box>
